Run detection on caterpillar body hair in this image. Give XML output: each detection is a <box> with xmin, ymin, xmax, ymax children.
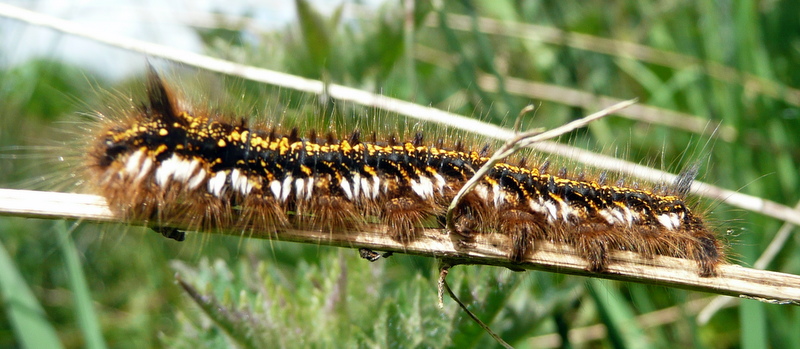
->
<box><xmin>85</xmin><ymin>68</ymin><xmax>724</xmax><ymax>276</ymax></box>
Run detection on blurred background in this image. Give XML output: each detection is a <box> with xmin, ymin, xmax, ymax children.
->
<box><xmin>1</xmin><ymin>0</ymin><xmax>799</xmax><ymax>348</ymax></box>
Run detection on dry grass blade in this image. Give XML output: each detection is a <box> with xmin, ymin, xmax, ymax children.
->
<box><xmin>1</xmin><ymin>188</ymin><xmax>799</xmax><ymax>305</ymax></box>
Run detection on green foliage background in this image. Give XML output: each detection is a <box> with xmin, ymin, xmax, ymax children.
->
<box><xmin>1</xmin><ymin>1</ymin><xmax>800</xmax><ymax>348</ymax></box>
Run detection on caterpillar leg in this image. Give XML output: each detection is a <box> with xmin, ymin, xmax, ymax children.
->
<box><xmin>382</xmin><ymin>196</ymin><xmax>431</xmax><ymax>243</ymax></box>
<box><xmin>497</xmin><ymin>208</ymin><xmax>546</xmax><ymax>262</ymax></box>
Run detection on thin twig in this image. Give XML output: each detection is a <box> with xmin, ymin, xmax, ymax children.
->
<box><xmin>437</xmin><ymin>262</ymin><xmax>448</xmax><ymax>309</ymax></box>
<box><xmin>438</xmin><ymin>261</ymin><xmax>514</xmax><ymax>349</ymax></box>
<box><xmin>444</xmin><ymin>99</ymin><xmax>637</xmax><ymax>233</ymax></box>
<box><xmin>512</xmin><ymin>104</ymin><xmax>536</xmax><ymax>133</ymax></box>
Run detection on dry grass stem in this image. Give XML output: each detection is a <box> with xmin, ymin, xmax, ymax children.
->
<box><xmin>2</xmin><ymin>188</ymin><xmax>800</xmax><ymax>306</ymax></box>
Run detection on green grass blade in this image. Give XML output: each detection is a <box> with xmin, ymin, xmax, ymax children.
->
<box><xmin>739</xmin><ymin>299</ymin><xmax>767</xmax><ymax>349</ymax></box>
<box><xmin>588</xmin><ymin>279</ymin><xmax>648</xmax><ymax>349</ymax></box>
<box><xmin>0</xmin><ymin>237</ymin><xmax>64</xmax><ymax>349</ymax></box>
<box><xmin>55</xmin><ymin>221</ymin><xmax>107</xmax><ymax>349</ymax></box>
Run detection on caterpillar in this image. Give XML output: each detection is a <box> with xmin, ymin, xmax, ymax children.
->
<box><xmin>85</xmin><ymin>68</ymin><xmax>724</xmax><ymax>277</ymax></box>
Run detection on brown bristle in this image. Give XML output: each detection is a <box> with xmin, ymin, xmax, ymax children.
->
<box><xmin>454</xmin><ymin>140</ymin><xmax>464</xmax><ymax>152</ymax></box>
<box><xmin>308</xmin><ymin>130</ymin><xmax>318</xmax><ymax>143</ymax></box>
<box><xmin>143</xmin><ymin>65</ymin><xmax>178</xmax><ymax>123</ymax></box>
<box><xmin>349</xmin><ymin>129</ymin><xmax>362</xmax><ymax>145</ymax></box>
<box><xmin>412</xmin><ymin>132</ymin><xmax>424</xmax><ymax>147</ymax></box>
<box><xmin>674</xmin><ymin>164</ymin><xmax>699</xmax><ymax>196</ymax></box>
<box><xmin>598</xmin><ymin>171</ymin><xmax>608</xmax><ymax>185</ymax></box>
<box><xmin>479</xmin><ymin>144</ymin><xmax>491</xmax><ymax>157</ymax></box>
<box><xmin>236</xmin><ymin>117</ymin><xmax>248</xmax><ymax>129</ymax></box>
<box><xmin>288</xmin><ymin>128</ymin><xmax>300</xmax><ymax>144</ymax></box>
<box><xmin>539</xmin><ymin>160</ymin><xmax>550</xmax><ymax>174</ymax></box>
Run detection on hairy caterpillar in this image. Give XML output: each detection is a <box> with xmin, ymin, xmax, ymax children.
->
<box><xmin>86</xmin><ymin>68</ymin><xmax>724</xmax><ymax>276</ymax></box>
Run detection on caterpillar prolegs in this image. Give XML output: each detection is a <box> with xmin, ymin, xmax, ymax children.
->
<box><xmin>86</xmin><ymin>69</ymin><xmax>723</xmax><ymax>276</ymax></box>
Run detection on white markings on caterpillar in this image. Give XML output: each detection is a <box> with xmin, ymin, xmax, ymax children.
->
<box><xmin>491</xmin><ymin>184</ymin><xmax>503</xmax><ymax>207</ymax></box>
<box><xmin>410</xmin><ymin>176</ymin><xmax>435</xmax><ymax>199</ymax></box>
<box><xmin>528</xmin><ymin>199</ymin><xmax>546</xmax><ymax>216</ymax></box>
<box><xmin>208</xmin><ymin>171</ymin><xmax>227</xmax><ymax>197</ymax></box>
<box><xmin>371</xmin><ymin>175</ymin><xmax>380</xmax><ymax>199</ymax></box>
<box><xmin>544</xmin><ymin>200</ymin><xmax>558</xmax><ymax>224</ymax></box>
<box><xmin>432</xmin><ymin>172</ymin><xmax>446</xmax><ymax>194</ymax></box>
<box><xmin>155</xmin><ymin>154</ymin><xmax>181</xmax><ymax>187</ymax></box>
<box><xmin>137</xmin><ymin>157</ymin><xmax>153</xmax><ymax>184</ymax></box>
<box><xmin>305</xmin><ymin>178</ymin><xmax>314</xmax><ymax>200</ymax></box>
<box><xmin>295</xmin><ymin>178</ymin><xmax>306</xmax><ymax>200</ymax></box>
<box><xmin>352</xmin><ymin>173</ymin><xmax>362</xmax><ymax>199</ymax></box>
<box><xmin>657</xmin><ymin>213</ymin><xmax>682</xmax><ymax>230</ymax></box>
<box><xmin>473</xmin><ymin>184</ymin><xmax>489</xmax><ymax>200</ymax></box>
<box><xmin>153</xmin><ymin>154</ymin><xmax>200</xmax><ymax>189</ymax></box>
<box><xmin>269</xmin><ymin>180</ymin><xmax>281</xmax><ymax>199</ymax></box>
<box><xmin>125</xmin><ymin>150</ymin><xmax>144</xmax><ymax>177</ymax></box>
<box><xmin>174</xmin><ymin>158</ymin><xmax>198</xmax><ymax>183</ymax></box>
<box><xmin>359</xmin><ymin>176</ymin><xmax>371</xmax><ymax>199</ymax></box>
<box><xmin>187</xmin><ymin>168</ymin><xmax>206</xmax><ymax>190</ymax></box>
<box><xmin>280</xmin><ymin>176</ymin><xmax>292</xmax><ymax>202</ymax></box>
<box><xmin>341</xmin><ymin>179</ymin><xmax>353</xmax><ymax>200</ymax></box>
<box><xmin>598</xmin><ymin>209</ymin><xmax>616</xmax><ymax>225</ymax></box>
